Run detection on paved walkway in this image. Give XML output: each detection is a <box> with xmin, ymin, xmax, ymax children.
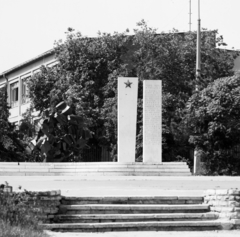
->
<box><xmin>1</xmin><ymin>176</ymin><xmax>240</xmax><ymax>196</ymax></box>
<box><xmin>45</xmin><ymin>230</ymin><xmax>240</xmax><ymax>237</ymax></box>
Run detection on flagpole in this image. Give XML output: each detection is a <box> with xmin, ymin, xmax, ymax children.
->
<box><xmin>196</xmin><ymin>0</ymin><xmax>201</xmax><ymax>91</ymax></box>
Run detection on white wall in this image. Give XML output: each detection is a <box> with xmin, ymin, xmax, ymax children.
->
<box><xmin>1</xmin><ymin>53</ymin><xmax>57</xmax><ymax>124</ymax></box>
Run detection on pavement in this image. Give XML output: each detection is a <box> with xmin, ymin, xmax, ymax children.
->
<box><xmin>1</xmin><ymin>175</ymin><xmax>240</xmax><ymax>196</ymax></box>
<box><xmin>45</xmin><ymin>230</ymin><xmax>240</xmax><ymax>237</ymax></box>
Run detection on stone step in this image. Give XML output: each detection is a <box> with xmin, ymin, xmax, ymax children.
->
<box><xmin>0</xmin><ymin>170</ymin><xmax>191</xmax><ymax>175</ymax></box>
<box><xmin>42</xmin><ymin>220</ymin><xmax>223</xmax><ymax>232</ymax></box>
<box><xmin>62</xmin><ymin>196</ymin><xmax>203</xmax><ymax>205</ymax></box>
<box><xmin>0</xmin><ymin>167</ymin><xmax>189</xmax><ymax>173</ymax></box>
<box><xmin>0</xmin><ymin>172</ymin><xmax>191</xmax><ymax>176</ymax></box>
<box><xmin>0</xmin><ymin>167</ymin><xmax>190</xmax><ymax>170</ymax></box>
<box><xmin>59</xmin><ymin>204</ymin><xmax>210</xmax><ymax>214</ymax></box>
<box><xmin>54</xmin><ymin>213</ymin><xmax>218</xmax><ymax>223</ymax></box>
<box><xmin>0</xmin><ymin>164</ymin><xmax>189</xmax><ymax>166</ymax></box>
<box><xmin>0</xmin><ymin>162</ymin><xmax>188</xmax><ymax>166</ymax></box>
<box><xmin>0</xmin><ymin>162</ymin><xmax>191</xmax><ymax>176</ymax></box>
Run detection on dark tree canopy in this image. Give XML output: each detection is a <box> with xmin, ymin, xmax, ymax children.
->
<box><xmin>129</xmin><ymin>21</ymin><xmax>239</xmax><ymax>162</ymax></box>
<box><xmin>186</xmin><ymin>74</ymin><xmax>240</xmax><ymax>174</ymax></box>
<box><xmin>24</xmin><ymin>22</ymin><xmax>240</xmax><ymax>164</ymax></box>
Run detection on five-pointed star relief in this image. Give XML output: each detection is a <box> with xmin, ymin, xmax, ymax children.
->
<box><xmin>124</xmin><ymin>80</ymin><xmax>132</xmax><ymax>88</ymax></box>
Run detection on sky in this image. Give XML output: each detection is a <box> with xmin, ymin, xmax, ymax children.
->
<box><xmin>0</xmin><ymin>0</ymin><xmax>240</xmax><ymax>73</ymax></box>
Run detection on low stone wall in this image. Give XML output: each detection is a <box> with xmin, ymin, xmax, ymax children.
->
<box><xmin>27</xmin><ymin>190</ymin><xmax>62</xmax><ymax>223</ymax></box>
<box><xmin>204</xmin><ymin>189</ymin><xmax>240</xmax><ymax>229</ymax></box>
<box><xmin>1</xmin><ymin>187</ymin><xmax>61</xmax><ymax>224</ymax></box>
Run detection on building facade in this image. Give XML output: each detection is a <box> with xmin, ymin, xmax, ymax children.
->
<box><xmin>0</xmin><ymin>50</ymin><xmax>56</xmax><ymax>125</ymax></box>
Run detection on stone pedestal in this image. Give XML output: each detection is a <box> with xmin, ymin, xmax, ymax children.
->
<box><xmin>118</xmin><ymin>77</ymin><xmax>138</xmax><ymax>163</ymax></box>
<box><xmin>194</xmin><ymin>149</ymin><xmax>205</xmax><ymax>175</ymax></box>
<box><xmin>143</xmin><ymin>80</ymin><xmax>162</xmax><ymax>163</ymax></box>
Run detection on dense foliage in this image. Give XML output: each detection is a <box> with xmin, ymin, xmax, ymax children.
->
<box><xmin>127</xmin><ymin>21</ymin><xmax>239</xmax><ymax>162</ymax></box>
<box><xmin>0</xmin><ymin>183</ymin><xmax>48</xmax><ymax>237</ymax></box>
<box><xmin>24</xmin><ymin>22</ymin><xmax>239</xmax><ymax>167</ymax></box>
<box><xmin>26</xmin><ymin>30</ymin><xmax>129</xmax><ymax>160</ymax></box>
<box><xmin>0</xmin><ymin>85</ymin><xmax>11</xmax><ymax>143</ymax></box>
<box><xmin>0</xmin><ymin>184</ymin><xmax>40</xmax><ymax>229</ymax></box>
<box><xmin>186</xmin><ymin>75</ymin><xmax>240</xmax><ymax>175</ymax></box>
<box><xmin>30</xmin><ymin>101</ymin><xmax>92</xmax><ymax>162</ymax></box>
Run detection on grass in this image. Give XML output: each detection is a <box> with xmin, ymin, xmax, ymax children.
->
<box><xmin>0</xmin><ymin>220</ymin><xmax>50</xmax><ymax>237</ymax></box>
<box><xmin>0</xmin><ymin>184</ymin><xmax>52</xmax><ymax>237</ymax></box>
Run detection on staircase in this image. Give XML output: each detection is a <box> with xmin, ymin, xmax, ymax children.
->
<box><xmin>0</xmin><ymin>162</ymin><xmax>191</xmax><ymax>176</ymax></box>
<box><xmin>42</xmin><ymin>196</ymin><xmax>223</xmax><ymax>232</ymax></box>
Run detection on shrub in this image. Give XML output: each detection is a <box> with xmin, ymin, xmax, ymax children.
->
<box><xmin>186</xmin><ymin>75</ymin><xmax>240</xmax><ymax>175</ymax></box>
<box><xmin>23</xmin><ymin>101</ymin><xmax>92</xmax><ymax>162</ymax></box>
<box><xmin>0</xmin><ymin>185</ymin><xmax>41</xmax><ymax>230</ymax></box>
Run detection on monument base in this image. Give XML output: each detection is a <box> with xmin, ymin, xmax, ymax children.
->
<box><xmin>0</xmin><ymin>162</ymin><xmax>192</xmax><ymax>176</ymax></box>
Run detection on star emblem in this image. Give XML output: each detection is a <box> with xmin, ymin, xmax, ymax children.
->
<box><xmin>124</xmin><ymin>80</ymin><xmax>132</xmax><ymax>88</ymax></box>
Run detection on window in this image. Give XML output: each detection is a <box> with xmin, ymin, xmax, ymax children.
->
<box><xmin>22</xmin><ymin>77</ymin><xmax>30</xmax><ymax>104</ymax></box>
<box><xmin>10</xmin><ymin>81</ymin><xmax>19</xmax><ymax>108</ymax></box>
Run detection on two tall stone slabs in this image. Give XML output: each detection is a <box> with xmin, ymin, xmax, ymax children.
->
<box><xmin>118</xmin><ymin>78</ymin><xmax>162</xmax><ymax>163</ymax></box>
<box><xmin>118</xmin><ymin>77</ymin><xmax>138</xmax><ymax>162</ymax></box>
<box><xmin>143</xmin><ymin>80</ymin><xmax>162</xmax><ymax>163</ymax></box>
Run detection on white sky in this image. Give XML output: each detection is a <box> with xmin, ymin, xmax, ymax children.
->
<box><xmin>0</xmin><ymin>0</ymin><xmax>240</xmax><ymax>73</ymax></box>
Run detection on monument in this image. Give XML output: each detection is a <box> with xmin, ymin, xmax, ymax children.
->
<box><xmin>118</xmin><ymin>78</ymin><xmax>162</xmax><ymax>163</ymax></box>
<box><xmin>143</xmin><ymin>80</ymin><xmax>162</xmax><ymax>163</ymax></box>
<box><xmin>118</xmin><ymin>77</ymin><xmax>138</xmax><ymax>162</ymax></box>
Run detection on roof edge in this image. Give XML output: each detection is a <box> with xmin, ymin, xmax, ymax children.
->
<box><xmin>0</xmin><ymin>49</ymin><xmax>55</xmax><ymax>77</ymax></box>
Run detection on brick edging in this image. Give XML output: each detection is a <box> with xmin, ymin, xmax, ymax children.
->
<box><xmin>204</xmin><ymin>189</ymin><xmax>240</xmax><ymax>230</ymax></box>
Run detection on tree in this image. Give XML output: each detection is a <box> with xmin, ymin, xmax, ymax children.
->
<box><xmin>0</xmin><ymin>85</ymin><xmax>13</xmax><ymax>156</ymax></box>
<box><xmin>128</xmin><ymin>20</ymin><xmax>240</xmax><ymax>162</ymax></box>
<box><xmin>25</xmin><ymin>29</ymin><xmax>129</xmax><ymax>161</ymax></box>
<box><xmin>30</xmin><ymin>101</ymin><xmax>92</xmax><ymax>162</ymax></box>
<box><xmin>54</xmin><ymin>30</ymin><xmax>129</xmax><ymax>128</ymax></box>
<box><xmin>0</xmin><ymin>85</ymin><xmax>31</xmax><ymax>161</ymax></box>
<box><xmin>186</xmin><ymin>75</ymin><xmax>240</xmax><ymax>175</ymax></box>
<box><xmin>0</xmin><ymin>85</ymin><xmax>10</xmax><ymax>136</ymax></box>
<box><xmin>27</xmin><ymin>65</ymin><xmax>60</xmax><ymax>113</ymax></box>
<box><xmin>25</xmin><ymin>22</ymin><xmax>240</xmax><ymax>163</ymax></box>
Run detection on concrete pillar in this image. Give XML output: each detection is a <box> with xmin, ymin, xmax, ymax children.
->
<box><xmin>118</xmin><ymin>77</ymin><xmax>138</xmax><ymax>163</ymax></box>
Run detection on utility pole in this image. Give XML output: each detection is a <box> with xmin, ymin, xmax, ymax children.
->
<box><xmin>194</xmin><ymin>0</ymin><xmax>202</xmax><ymax>175</ymax></box>
<box><xmin>189</xmin><ymin>0</ymin><xmax>192</xmax><ymax>32</ymax></box>
<box><xmin>196</xmin><ymin>0</ymin><xmax>201</xmax><ymax>91</ymax></box>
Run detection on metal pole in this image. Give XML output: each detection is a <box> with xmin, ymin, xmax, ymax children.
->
<box><xmin>189</xmin><ymin>0</ymin><xmax>192</xmax><ymax>32</ymax></box>
<box><xmin>196</xmin><ymin>0</ymin><xmax>201</xmax><ymax>91</ymax></box>
<box><xmin>194</xmin><ymin>0</ymin><xmax>202</xmax><ymax>175</ymax></box>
